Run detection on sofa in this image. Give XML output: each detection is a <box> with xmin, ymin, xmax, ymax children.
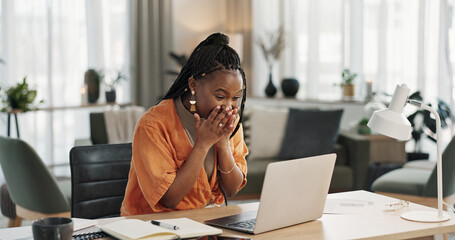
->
<box><xmin>237</xmin><ymin>105</ymin><xmax>370</xmax><ymax>196</ymax></box>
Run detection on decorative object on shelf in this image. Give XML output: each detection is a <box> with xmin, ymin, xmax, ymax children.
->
<box><xmin>258</xmin><ymin>26</ymin><xmax>285</xmax><ymax>97</ymax></box>
<box><xmin>0</xmin><ymin>77</ymin><xmax>44</xmax><ymax>112</ymax></box>
<box><xmin>337</xmin><ymin>68</ymin><xmax>357</xmax><ymax>100</ymax></box>
<box><xmin>281</xmin><ymin>78</ymin><xmax>300</xmax><ymax>97</ymax></box>
<box><xmin>80</xmin><ymin>84</ymin><xmax>88</xmax><ymax>105</ymax></box>
<box><xmin>365</xmin><ymin>80</ymin><xmax>373</xmax><ymax>102</ymax></box>
<box><xmin>265</xmin><ymin>73</ymin><xmax>277</xmax><ymax>97</ymax></box>
<box><xmin>368</xmin><ymin>83</ymin><xmax>450</xmax><ymax>222</ymax></box>
<box><xmin>103</xmin><ymin>71</ymin><xmax>128</xmax><ymax>103</ymax></box>
<box><xmin>84</xmin><ymin>69</ymin><xmax>101</xmax><ymax>103</ymax></box>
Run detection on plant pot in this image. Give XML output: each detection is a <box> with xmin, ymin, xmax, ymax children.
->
<box><xmin>105</xmin><ymin>90</ymin><xmax>116</xmax><ymax>103</ymax></box>
<box><xmin>281</xmin><ymin>78</ymin><xmax>300</xmax><ymax>97</ymax></box>
<box><xmin>342</xmin><ymin>84</ymin><xmax>354</xmax><ymax>99</ymax></box>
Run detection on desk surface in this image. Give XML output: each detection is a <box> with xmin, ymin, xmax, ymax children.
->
<box><xmin>2</xmin><ymin>191</ymin><xmax>455</xmax><ymax>239</ymax></box>
<box><xmin>114</xmin><ymin>191</ymin><xmax>455</xmax><ymax>239</ymax></box>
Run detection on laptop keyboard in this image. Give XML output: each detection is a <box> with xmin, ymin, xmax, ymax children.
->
<box><xmin>227</xmin><ymin>218</ymin><xmax>256</xmax><ymax>231</ymax></box>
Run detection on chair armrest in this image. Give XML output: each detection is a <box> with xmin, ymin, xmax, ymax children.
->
<box><xmin>337</xmin><ymin>131</ymin><xmax>370</xmax><ymax>190</ymax></box>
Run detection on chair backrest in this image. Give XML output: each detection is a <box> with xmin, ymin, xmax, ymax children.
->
<box><xmin>90</xmin><ymin>112</ymin><xmax>108</xmax><ymax>144</ymax></box>
<box><xmin>422</xmin><ymin>135</ymin><xmax>455</xmax><ymax>197</ymax></box>
<box><xmin>0</xmin><ymin>136</ymin><xmax>69</xmax><ymax>214</ymax></box>
<box><xmin>70</xmin><ymin>143</ymin><xmax>131</xmax><ymax>219</ymax></box>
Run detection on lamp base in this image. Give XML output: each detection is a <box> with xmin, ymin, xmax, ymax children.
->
<box><xmin>401</xmin><ymin>211</ymin><xmax>450</xmax><ymax>222</ymax></box>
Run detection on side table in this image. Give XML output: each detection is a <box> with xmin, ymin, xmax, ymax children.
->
<box><xmin>339</xmin><ymin>131</ymin><xmax>407</xmax><ymax>190</ymax></box>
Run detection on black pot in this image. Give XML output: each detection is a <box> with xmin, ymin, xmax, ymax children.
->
<box><xmin>281</xmin><ymin>78</ymin><xmax>300</xmax><ymax>97</ymax></box>
<box><xmin>265</xmin><ymin>73</ymin><xmax>277</xmax><ymax>97</ymax></box>
<box><xmin>84</xmin><ymin>69</ymin><xmax>100</xmax><ymax>103</ymax></box>
<box><xmin>105</xmin><ymin>90</ymin><xmax>116</xmax><ymax>103</ymax></box>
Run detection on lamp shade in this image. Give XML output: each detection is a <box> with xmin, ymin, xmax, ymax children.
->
<box><xmin>367</xmin><ymin>84</ymin><xmax>412</xmax><ymax>141</ymax></box>
<box><xmin>227</xmin><ymin>33</ymin><xmax>243</xmax><ymax>62</ymax></box>
<box><xmin>367</xmin><ymin>108</ymin><xmax>412</xmax><ymax>141</ymax></box>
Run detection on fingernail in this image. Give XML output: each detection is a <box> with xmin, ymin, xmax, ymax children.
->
<box><xmin>216</xmin><ymin>106</ymin><xmax>220</xmax><ymax>109</ymax></box>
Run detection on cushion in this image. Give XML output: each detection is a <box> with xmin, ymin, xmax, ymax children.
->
<box><xmin>278</xmin><ymin>109</ymin><xmax>343</xmax><ymax>160</ymax></box>
<box><xmin>403</xmin><ymin>160</ymin><xmax>436</xmax><ymax>170</ymax></box>
<box><xmin>246</xmin><ymin>105</ymin><xmax>289</xmax><ymax>161</ymax></box>
<box><xmin>371</xmin><ymin>168</ymin><xmax>432</xmax><ymax>195</ymax></box>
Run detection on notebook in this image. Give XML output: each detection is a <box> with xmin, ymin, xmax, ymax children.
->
<box><xmin>205</xmin><ymin>153</ymin><xmax>336</xmax><ymax>234</ymax></box>
<box><xmin>98</xmin><ymin>217</ymin><xmax>222</xmax><ymax>240</ymax></box>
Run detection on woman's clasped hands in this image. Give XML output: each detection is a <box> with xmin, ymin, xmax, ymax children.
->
<box><xmin>194</xmin><ymin>105</ymin><xmax>239</xmax><ymax>148</ymax></box>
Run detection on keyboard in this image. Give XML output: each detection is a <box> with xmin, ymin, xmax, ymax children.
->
<box><xmin>227</xmin><ymin>218</ymin><xmax>256</xmax><ymax>231</ymax></box>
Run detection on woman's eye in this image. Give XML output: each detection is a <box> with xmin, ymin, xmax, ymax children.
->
<box><xmin>215</xmin><ymin>96</ymin><xmax>224</xmax><ymax>100</ymax></box>
<box><xmin>233</xmin><ymin>97</ymin><xmax>240</xmax><ymax>101</ymax></box>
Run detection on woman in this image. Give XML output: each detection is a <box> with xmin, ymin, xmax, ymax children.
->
<box><xmin>121</xmin><ymin>33</ymin><xmax>248</xmax><ymax>215</ymax></box>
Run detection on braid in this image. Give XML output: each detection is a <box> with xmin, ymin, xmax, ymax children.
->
<box><xmin>231</xmin><ymin>68</ymin><xmax>247</xmax><ymax>138</ymax></box>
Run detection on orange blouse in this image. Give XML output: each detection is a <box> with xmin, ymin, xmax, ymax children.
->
<box><xmin>120</xmin><ymin>99</ymin><xmax>248</xmax><ymax>215</ymax></box>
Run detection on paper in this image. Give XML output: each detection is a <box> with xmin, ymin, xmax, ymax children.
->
<box><xmin>0</xmin><ymin>226</ymin><xmax>33</xmax><ymax>240</ymax></box>
<box><xmin>99</xmin><ymin>217</ymin><xmax>222</xmax><ymax>240</ymax></box>
<box><xmin>324</xmin><ymin>198</ymin><xmax>375</xmax><ymax>214</ymax></box>
<box><xmin>73</xmin><ymin>218</ymin><xmax>98</xmax><ymax>231</ymax></box>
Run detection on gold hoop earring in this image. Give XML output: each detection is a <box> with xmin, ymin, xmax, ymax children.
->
<box><xmin>190</xmin><ymin>90</ymin><xmax>196</xmax><ymax>113</ymax></box>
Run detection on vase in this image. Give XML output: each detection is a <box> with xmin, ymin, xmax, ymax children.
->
<box><xmin>84</xmin><ymin>69</ymin><xmax>100</xmax><ymax>103</ymax></box>
<box><xmin>265</xmin><ymin>72</ymin><xmax>277</xmax><ymax>97</ymax></box>
<box><xmin>105</xmin><ymin>90</ymin><xmax>116</xmax><ymax>103</ymax></box>
<box><xmin>281</xmin><ymin>78</ymin><xmax>300</xmax><ymax>97</ymax></box>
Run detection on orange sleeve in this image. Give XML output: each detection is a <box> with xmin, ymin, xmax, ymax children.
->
<box><xmin>132</xmin><ymin>123</ymin><xmax>177</xmax><ymax>212</ymax></box>
<box><xmin>230</xmin><ymin>124</ymin><xmax>249</xmax><ymax>190</ymax></box>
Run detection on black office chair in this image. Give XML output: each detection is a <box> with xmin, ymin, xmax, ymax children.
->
<box><xmin>70</xmin><ymin>143</ymin><xmax>132</xmax><ymax>219</ymax></box>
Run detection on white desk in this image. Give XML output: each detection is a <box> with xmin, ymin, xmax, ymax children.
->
<box><xmin>2</xmin><ymin>191</ymin><xmax>455</xmax><ymax>239</ymax></box>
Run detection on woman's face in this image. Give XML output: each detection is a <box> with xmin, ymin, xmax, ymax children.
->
<box><xmin>190</xmin><ymin>70</ymin><xmax>243</xmax><ymax>119</ymax></box>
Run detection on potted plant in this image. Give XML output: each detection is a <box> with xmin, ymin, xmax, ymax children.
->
<box><xmin>0</xmin><ymin>77</ymin><xmax>44</xmax><ymax>112</ymax></box>
<box><xmin>406</xmin><ymin>91</ymin><xmax>453</xmax><ymax>160</ymax></box>
<box><xmin>103</xmin><ymin>71</ymin><xmax>128</xmax><ymax>103</ymax></box>
<box><xmin>340</xmin><ymin>68</ymin><xmax>357</xmax><ymax>99</ymax></box>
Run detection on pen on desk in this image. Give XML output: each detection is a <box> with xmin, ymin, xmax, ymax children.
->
<box><xmin>151</xmin><ymin>220</ymin><xmax>180</xmax><ymax>230</ymax></box>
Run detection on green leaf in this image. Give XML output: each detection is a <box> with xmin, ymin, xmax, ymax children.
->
<box><xmin>0</xmin><ymin>77</ymin><xmax>44</xmax><ymax>112</ymax></box>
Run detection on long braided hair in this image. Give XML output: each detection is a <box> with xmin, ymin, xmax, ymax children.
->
<box><xmin>163</xmin><ymin>33</ymin><xmax>247</xmax><ymax>205</ymax></box>
<box><xmin>163</xmin><ymin>33</ymin><xmax>247</xmax><ymax>139</ymax></box>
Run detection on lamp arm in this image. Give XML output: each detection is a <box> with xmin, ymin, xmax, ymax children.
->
<box><xmin>408</xmin><ymin>99</ymin><xmax>444</xmax><ymax>217</ymax></box>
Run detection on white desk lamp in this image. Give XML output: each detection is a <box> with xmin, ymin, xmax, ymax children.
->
<box><xmin>367</xmin><ymin>83</ymin><xmax>450</xmax><ymax>222</ymax></box>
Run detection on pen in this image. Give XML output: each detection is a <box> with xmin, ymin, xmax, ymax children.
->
<box><xmin>150</xmin><ymin>220</ymin><xmax>180</xmax><ymax>230</ymax></box>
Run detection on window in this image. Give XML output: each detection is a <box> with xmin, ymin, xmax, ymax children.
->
<box><xmin>253</xmin><ymin>0</ymin><xmax>453</xmax><ymax>105</ymax></box>
<box><xmin>0</xmin><ymin>0</ymin><xmax>129</xmax><ymax>177</ymax></box>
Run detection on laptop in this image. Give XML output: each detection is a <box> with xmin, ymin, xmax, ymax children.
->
<box><xmin>205</xmin><ymin>153</ymin><xmax>336</xmax><ymax>234</ymax></box>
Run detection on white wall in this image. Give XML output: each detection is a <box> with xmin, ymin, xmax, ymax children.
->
<box><xmin>172</xmin><ymin>0</ymin><xmax>228</xmax><ymax>55</ymax></box>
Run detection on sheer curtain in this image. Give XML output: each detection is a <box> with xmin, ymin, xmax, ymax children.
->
<box><xmin>252</xmin><ymin>0</ymin><xmax>345</xmax><ymax>100</ymax></box>
<box><xmin>253</xmin><ymin>0</ymin><xmax>453</xmax><ymax>104</ymax></box>
<box><xmin>0</xmin><ymin>0</ymin><xmax>129</xmax><ymax>179</ymax></box>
